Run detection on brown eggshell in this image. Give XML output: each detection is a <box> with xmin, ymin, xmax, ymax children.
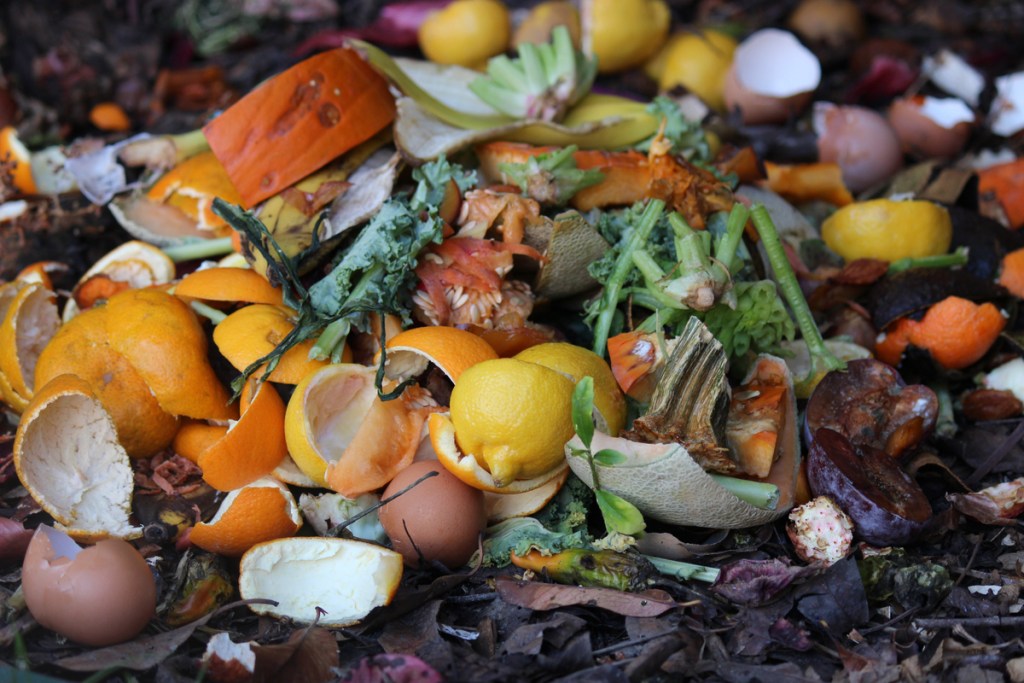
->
<box><xmin>815</xmin><ymin>102</ymin><xmax>903</xmax><ymax>193</ymax></box>
<box><xmin>887</xmin><ymin>96</ymin><xmax>974</xmax><ymax>160</ymax></box>
<box><xmin>723</xmin><ymin>64</ymin><xmax>813</xmax><ymax>125</ymax></box>
<box><xmin>21</xmin><ymin>525</ymin><xmax>156</xmax><ymax>646</ymax></box>
<box><xmin>379</xmin><ymin>460</ymin><xmax>486</xmax><ymax>569</ymax></box>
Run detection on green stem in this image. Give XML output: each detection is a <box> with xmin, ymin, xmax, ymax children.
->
<box><xmin>931</xmin><ymin>379</ymin><xmax>958</xmax><ymax>439</ymax></box>
<box><xmin>715</xmin><ymin>203</ymin><xmax>750</xmax><ymax>273</ymax></box>
<box><xmin>170</xmin><ymin>129</ymin><xmax>212</xmax><ymax>162</ymax></box>
<box><xmin>888</xmin><ymin>246</ymin><xmax>969</xmax><ymax>274</ymax></box>
<box><xmin>636</xmin><ymin>305</ymin><xmax>687</xmax><ymax>333</ymax></box>
<box><xmin>310</xmin><ymin>318</ymin><xmax>351</xmax><ymax>362</ymax></box>
<box><xmin>644</xmin><ymin>555</ymin><xmax>720</xmax><ymax>583</ymax></box>
<box><xmin>188</xmin><ymin>300</ymin><xmax>228</xmax><ymax>325</ymax></box>
<box><xmin>161</xmin><ymin>237</ymin><xmax>235</xmax><ymax>263</ymax></box>
<box><xmin>709</xmin><ymin>474</ymin><xmax>779</xmax><ymax>509</ymax></box>
<box><xmin>750</xmin><ymin>204</ymin><xmax>844</xmax><ymax>394</ymax></box>
<box><xmin>592</xmin><ymin>199</ymin><xmax>666</xmax><ymax>356</ymax></box>
<box><xmin>668</xmin><ymin>213</ymin><xmax>710</xmax><ymax>269</ymax></box>
<box><xmin>631</xmin><ymin>251</ymin><xmax>686</xmax><ymax>309</ymax></box>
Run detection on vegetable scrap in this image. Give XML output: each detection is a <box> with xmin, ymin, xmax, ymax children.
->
<box><xmin>4</xmin><ymin>1</ymin><xmax>1024</xmax><ymax>681</ymax></box>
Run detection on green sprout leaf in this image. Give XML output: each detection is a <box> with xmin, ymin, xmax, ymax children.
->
<box><xmin>571</xmin><ymin>376</ymin><xmax>596</xmax><ymax>450</ymax></box>
<box><xmin>595</xmin><ymin>490</ymin><xmax>646</xmax><ymax>535</ymax></box>
<box><xmin>593</xmin><ymin>449</ymin><xmax>627</xmax><ymax>466</ymax></box>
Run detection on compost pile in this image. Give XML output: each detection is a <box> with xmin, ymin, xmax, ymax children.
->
<box><xmin>4</xmin><ymin>1</ymin><xmax>1024</xmax><ymax>681</ymax></box>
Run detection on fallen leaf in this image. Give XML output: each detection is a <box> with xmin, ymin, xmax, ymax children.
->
<box><xmin>54</xmin><ymin>599</ymin><xmax>275</xmax><ymax>672</ymax></box>
<box><xmin>495</xmin><ymin>576</ymin><xmax>678</xmax><ymax>617</ymax></box>
<box><xmin>794</xmin><ymin>557</ymin><xmax>870</xmax><ymax>636</ymax></box>
<box><xmin>712</xmin><ymin>558</ymin><xmax>819</xmax><ymax>606</ymax></box>
<box><xmin>500</xmin><ymin>612</ymin><xmax>593</xmax><ymax>673</ymax></box>
<box><xmin>0</xmin><ymin>517</ymin><xmax>33</xmax><ymax>560</ymax></box>
<box><xmin>253</xmin><ymin>624</ymin><xmax>338</xmax><ymax>683</ymax></box>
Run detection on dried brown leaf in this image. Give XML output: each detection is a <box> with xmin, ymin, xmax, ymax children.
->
<box><xmin>495</xmin><ymin>577</ymin><xmax>677</xmax><ymax>617</ymax></box>
<box><xmin>253</xmin><ymin>625</ymin><xmax>338</xmax><ymax>683</ymax></box>
<box><xmin>55</xmin><ymin>599</ymin><xmax>275</xmax><ymax>672</ymax></box>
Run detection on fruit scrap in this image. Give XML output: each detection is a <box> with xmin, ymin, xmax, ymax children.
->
<box><xmin>805</xmin><ymin>359</ymin><xmax>938</xmax><ymax>459</ymax></box>
<box><xmin>762</xmin><ymin>161</ymin><xmax>853</xmax><ymax>207</ymax></box>
<box><xmin>581</xmin><ymin>0</ymin><xmax>671</xmax><ymax>74</ymax></box>
<box><xmin>875</xmin><ymin>296</ymin><xmax>1006</xmax><ymax>371</ymax></box>
<box><xmin>806</xmin><ymin>428</ymin><xmax>932</xmax><ymax>547</ymax></box>
<box><xmin>477</xmin><ymin>141</ymin><xmax>732</xmax><ymax>225</ymax></box>
<box><xmin>998</xmin><ymin>246</ymin><xmax>1024</xmax><ymax>298</ymax></box>
<box><xmin>948</xmin><ymin>478</ymin><xmax>1024</xmax><ymax>526</ymax></box>
<box><xmin>978</xmin><ymin>156</ymin><xmax>1024</xmax><ymax>229</ymax></box>
<box><xmin>418</xmin><ymin>0</ymin><xmax>511</xmax><ymax>69</ymax></box>
<box><xmin>725</xmin><ymin>355</ymin><xmax>792</xmax><ymax>479</ymax></box>
<box><xmin>607</xmin><ymin>329</ymin><xmax>668</xmax><ymax>403</ymax></box>
<box><xmin>203</xmin><ymin>47</ymin><xmax>396</xmax><ymax>207</ymax></box>
<box><xmin>412</xmin><ymin>236</ymin><xmax>543</xmax><ymax>328</ymax></box>
<box><xmin>786</xmin><ymin>496</ymin><xmax>854</xmax><ymax>566</ymax></box>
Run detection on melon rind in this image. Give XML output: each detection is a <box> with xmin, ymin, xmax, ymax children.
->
<box><xmin>567</xmin><ymin>353</ymin><xmax>799</xmax><ymax>529</ymax></box>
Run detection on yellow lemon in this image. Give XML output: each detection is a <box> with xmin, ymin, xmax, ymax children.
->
<box><xmin>419</xmin><ymin>0</ymin><xmax>510</xmax><ymax>68</ymax></box>
<box><xmin>449</xmin><ymin>357</ymin><xmax>576</xmax><ymax>487</ymax></box>
<box><xmin>657</xmin><ymin>30</ymin><xmax>737</xmax><ymax>110</ymax></box>
<box><xmin>514</xmin><ymin>342</ymin><xmax>627</xmax><ymax>436</ymax></box>
<box><xmin>582</xmin><ymin>0</ymin><xmax>671</xmax><ymax>74</ymax></box>
<box><xmin>821</xmin><ymin>198</ymin><xmax>952</xmax><ymax>262</ymax></box>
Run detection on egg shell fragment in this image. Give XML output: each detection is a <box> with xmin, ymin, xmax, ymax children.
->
<box><xmin>723</xmin><ymin>28</ymin><xmax>820</xmax><ymax>124</ymax></box>
<box><xmin>21</xmin><ymin>525</ymin><xmax>156</xmax><ymax>646</ymax></box>
<box><xmin>888</xmin><ymin>95</ymin><xmax>975</xmax><ymax>159</ymax></box>
<box><xmin>238</xmin><ymin>537</ymin><xmax>403</xmax><ymax>627</ymax></box>
<box><xmin>814</xmin><ymin>102</ymin><xmax>904</xmax><ymax>193</ymax></box>
<box><xmin>379</xmin><ymin>460</ymin><xmax>486</xmax><ymax>568</ymax></box>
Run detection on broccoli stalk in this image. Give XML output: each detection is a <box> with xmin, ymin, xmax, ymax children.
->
<box><xmin>749</xmin><ymin>204</ymin><xmax>845</xmax><ymax>396</ymax></box>
<box><xmin>590</xmin><ymin>198</ymin><xmax>666</xmax><ymax>356</ymax></box>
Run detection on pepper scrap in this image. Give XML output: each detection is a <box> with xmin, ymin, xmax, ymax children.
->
<box><xmin>203</xmin><ymin>47</ymin><xmax>396</xmax><ymax>207</ymax></box>
<box><xmin>510</xmin><ymin>548</ymin><xmax>655</xmax><ymax>592</ymax></box>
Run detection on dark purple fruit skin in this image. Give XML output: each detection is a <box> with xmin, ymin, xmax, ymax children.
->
<box><xmin>807</xmin><ymin>428</ymin><xmax>931</xmax><ymax>546</ymax></box>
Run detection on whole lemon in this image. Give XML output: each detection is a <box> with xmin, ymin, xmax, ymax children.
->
<box><xmin>821</xmin><ymin>198</ymin><xmax>952</xmax><ymax>262</ymax></box>
<box><xmin>514</xmin><ymin>342</ymin><xmax>627</xmax><ymax>436</ymax></box>
<box><xmin>419</xmin><ymin>0</ymin><xmax>510</xmax><ymax>69</ymax></box>
<box><xmin>449</xmin><ymin>357</ymin><xmax>576</xmax><ymax>487</ymax></box>
<box><xmin>657</xmin><ymin>30</ymin><xmax>737</xmax><ymax>110</ymax></box>
<box><xmin>583</xmin><ymin>0</ymin><xmax>671</xmax><ymax>74</ymax></box>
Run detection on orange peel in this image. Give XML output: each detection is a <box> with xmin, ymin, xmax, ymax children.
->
<box><xmin>198</xmin><ymin>377</ymin><xmax>288</xmax><ymax>492</ymax></box>
<box><xmin>189</xmin><ymin>477</ymin><xmax>302</xmax><ymax>557</ymax></box>
<box><xmin>382</xmin><ymin>325</ymin><xmax>498</xmax><ymax>384</ymax></box>
<box><xmin>174</xmin><ymin>267</ymin><xmax>283</xmax><ymax>306</ymax></box>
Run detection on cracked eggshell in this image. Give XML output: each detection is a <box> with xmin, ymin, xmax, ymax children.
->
<box><xmin>888</xmin><ymin>95</ymin><xmax>976</xmax><ymax>159</ymax></box>
<box><xmin>723</xmin><ymin>28</ymin><xmax>821</xmax><ymax>125</ymax></box>
<box><xmin>21</xmin><ymin>525</ymin><xmax>156</xmax><ymax>646</ymax></box>
<box><xmin>990</xmin><ymin>71</ymin><xmax>1024</xmax><ymax>138</ymax></box>
<box><xmin>814</xmin><ymin>102</ymin><xmax>903</xmax><ymax>193</ymax></box>
<box><xmin>379</xmin><ymin>460</ymin><xmax>486</xmax><ymax>569</ymax></box>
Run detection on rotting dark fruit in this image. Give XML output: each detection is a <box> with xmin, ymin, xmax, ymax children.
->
<box><xmin>804</xmin><ymin>358</ymin><xmax>938</xmax><ymax>458</ymax></box>
<box><xmin>807</xmin><ymin>428</ymin><xmax>932</xmax><ymax>546</ymax></box>
<box><xmin>804</xmin><ymin>358</ymin><xmax>938</xmax><ymax>546</ymax></box>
